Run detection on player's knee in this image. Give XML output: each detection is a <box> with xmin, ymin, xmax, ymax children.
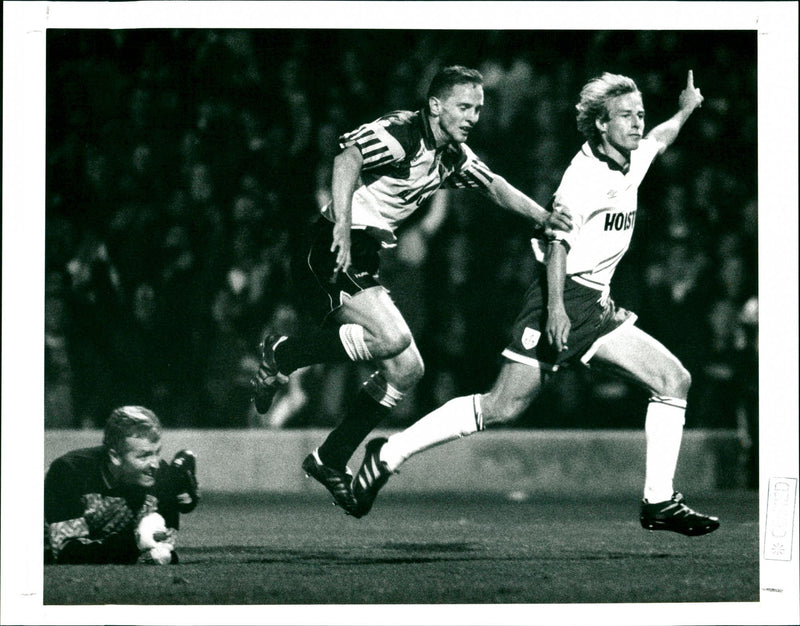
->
<box><xmin>371</xmin><ymin>326</ymin><xmax>413</xmax><ymax>358</ymax></box>
<box><xmin>388</xmin><ymin>353</ymin><xmax>425</xmax><ymax>390</ymax></box>
<box><xmin>676</xmin><ymin>366</ymin><xmax>692</xmax><ymax>396</ymax></box>
<box><xmin>656</xmin><ymin>364</ymin><xmax>692</xmax><ymax>398</ymax></box>
<box><xmin>481</xmin><ymin>393</ymin><xmax>524</xmax><ymax>426</ymax></box>
<box><xmin>408</xmin><ymin>354</ymin><xmax>425</xmax><ymax>385</ymax></box>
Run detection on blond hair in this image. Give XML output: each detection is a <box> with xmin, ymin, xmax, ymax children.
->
<box><xmin>576</xmin><ymin>73</ymin><xmax>640</xmax><ymax>144</ymax></box>
<box><xmin>103</xmin><ymin>406</ymin><xmax>162</xmax><ymax>452</ymax></box>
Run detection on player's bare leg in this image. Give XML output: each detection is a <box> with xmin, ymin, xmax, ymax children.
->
<box><xmin>333</xmin><ymin>287</ymin><xmax>421</xmax><ymax>362</ymax></box>
<box><xmin>316</xmin><ymin>288</ymin><xmax>424</xmax><ymax>468</ymax></box>
<box><xmin>590</xmin><ymin>325</ymin><xmax>719</xmax><ymax>535</ymax></box>
<box><xmin>354</xmin><ymin>360</ymin><xmax>547</xmax><ymax>516</ymax></box>
<box><xmin>479</xmin><ymin>360</ymin><xmax>548</xmax><ymax>426</ymax></box>
<box><xmin>297</xmin><ymin>287</ymin><xmax>424</xmax><ymax>515</ymax></box>
<box><xmin>252</xmin><ymin>286</ymin><xmax>413</xmax><ymax>414</ymax></box>
<box><xmin>310</xmin><ymin>339</ymin><xmax>422</xmax><ymax>460</ymax></box>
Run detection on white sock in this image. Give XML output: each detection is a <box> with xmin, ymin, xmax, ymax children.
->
<box><xmin>379</xmin><ymin>395</ymin><xmax>482</xmax><ymax>472</ymax></box>
<box><xmin>643</xmin><ymin>397</ymin><xmax>686</xmax><ymax>503</ymax></box>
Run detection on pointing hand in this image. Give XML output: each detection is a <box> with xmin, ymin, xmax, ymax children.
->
<box><xmin>679</xmin><ymin>69</ymin><xmax>704</xmax><ymax>112</ymax></box>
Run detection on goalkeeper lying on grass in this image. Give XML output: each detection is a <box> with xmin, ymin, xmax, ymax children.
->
<box><xmin>44</xmin><ymin>406</ymin><xmax>199</xmax><ymax>564</ymax></box>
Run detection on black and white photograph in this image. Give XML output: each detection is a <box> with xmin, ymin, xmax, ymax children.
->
<box><xmin>2</xmin><ymin>2</ymin><xmax>798</xmax><ymax>625</ymax></box>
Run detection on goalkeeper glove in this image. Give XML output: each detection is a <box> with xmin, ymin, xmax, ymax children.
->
<box><xmin>168</xmin><ymin>450</ymin><xmax>200</xmax><ymax>513</ymax></box>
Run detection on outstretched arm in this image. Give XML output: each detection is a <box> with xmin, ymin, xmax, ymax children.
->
<box><xmin>647</xmin><ymin>70</ymin><xmax>704</xmax><ymax>153</ymax></box>
<box><xmin>485</xmin><ymin>174</ymin><xmax>573</xmax><ymax>235</ymax></box>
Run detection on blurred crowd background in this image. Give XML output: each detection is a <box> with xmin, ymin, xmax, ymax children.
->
<box><xmin>45</xmin><ymin>29</ymin><xmax>757</xmax><ymax>463</ymax></box>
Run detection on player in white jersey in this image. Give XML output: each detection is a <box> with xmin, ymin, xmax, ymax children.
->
<box><xmin>530</xmin><ymin>134</ymin><xmax>661</xmax><ymax>297</ymax></box>
<box><xmin>353</xmin><ymin>71</ymin><xmax>720</xmax><ymax>537</ymax></box>
<box><xmin>250</xmin><ymin>66</ymin><xmax>572</xmax><ymax>515</ymax></box>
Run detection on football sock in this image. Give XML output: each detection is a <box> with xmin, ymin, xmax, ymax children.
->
<box><xmin>643</xmin><ymin>396</ymin><xmax>687</xmax><ymax>503</ymax></box>
<box><xmin>318</xmin><ymin>372</ymin><xmax>400</xmax><ymax>470</ymax></box>
<box><xmin>274</xmin><ymin>325</ymin><xmax>362</xmax><ymax>375</ymax></box>
<box><xmin>380</xmin><ymin>394</ymin><xmax>483</xmax><ymax>472</ymax></box>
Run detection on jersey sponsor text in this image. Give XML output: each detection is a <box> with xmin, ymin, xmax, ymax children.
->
<box><xmin>604</xmin><ymin>210</ymin><xmax>636</xmax><ymax>231</ymax></box>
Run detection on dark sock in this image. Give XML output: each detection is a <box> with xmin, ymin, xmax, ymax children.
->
<box><xmin>318</xmin><ymin>389</ymin><xmax>391</xmax><ymax>470</ymax></box>
<box><xmin>274</xmin><ymin>326</ymin><xmax>349</xmax><ymax>375</ymax></box>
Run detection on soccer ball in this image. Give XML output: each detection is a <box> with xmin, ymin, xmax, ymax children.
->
<box><xmin>148</xmin><ymin>542</ymin><xmax>173</xmax><ymax>565</ymax></box>
<box><xmin>136</xmin><ymin>512</ymin><xmax>167</xmax><ymax>550</ymax></box>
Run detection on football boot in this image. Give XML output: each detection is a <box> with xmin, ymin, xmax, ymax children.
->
<box><xmin>640</xmin><ymin>492</ymin><xmax>720</xmax><ymax>536</ymax></box>
<box><xmin>352</xmin><ymin>437</ymin><xmax>393</xmax><ymax>518</ymax></box>
<box><xmin>251</xmin><ymin>334</ymin><xmax>289</xmax><ymax>414</ymax></box>
<box><xmin>302</xmin><ymin>451</ymin><xmax>359</xmax><ymax>517</ymax></box>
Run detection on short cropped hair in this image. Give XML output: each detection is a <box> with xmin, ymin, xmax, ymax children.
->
<box><xmin>103</xmin><ymin>406</ymin><xmax>162</xmax><ymax>452</ymax></box>
<box><xmin>427</xmin><ymin>65</ymin><xmax>483</xmax><ymax>106</ymax></box>
<box><xmin>576</xmin><ymin>72</ymin><xmax>640</xmax><ymax>144</ymax></box>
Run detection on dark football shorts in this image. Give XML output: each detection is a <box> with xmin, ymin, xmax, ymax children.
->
<box><xmin>307</xmin><ymin>217</ymin><xmax>382</xmax><ymax>313</ymax></box>
<box><xmin>502</xmin><ymin>266</ymin><xmax>636</xmax><ymax>371</ymax></box>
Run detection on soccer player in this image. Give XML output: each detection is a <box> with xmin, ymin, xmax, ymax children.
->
<box><xmin>44</xmin><ymin>406</ymin><xmax>200</xmax><ymax>564</ymax></box>
<box><xmin>353</xmin><ymin>70</ymin><xmax>720</xmax><ymax>537</ymax></box>
<box><xmin>250</xmin><ymin>66</ymin><xmax>573</xmax><ymax>516</ymax></box>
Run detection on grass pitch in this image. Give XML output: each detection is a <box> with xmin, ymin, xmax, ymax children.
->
<box><xmin>43</xmin><ymin>490</ymin><xmax>758</xmax><ymax>606</ymax></box>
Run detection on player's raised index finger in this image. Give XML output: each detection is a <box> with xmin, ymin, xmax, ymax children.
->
<box><xmin>687</xmin><ymin>69</ymin><xmax>694</xmax><ymax>88</ymax></box>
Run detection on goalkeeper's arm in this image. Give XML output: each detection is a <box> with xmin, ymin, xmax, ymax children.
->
<box><xmin>45</xmin><ymin>458</ymin><xmax>140</xmax><ymax>564</ymax></box>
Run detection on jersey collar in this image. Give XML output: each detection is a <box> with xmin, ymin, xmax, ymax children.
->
<box><xmin>101</xmin><ymin>459</ymin><xmax>116</xmax><ymax>489</ymax></box>
<box><xmin>586</xmin><ymin>141</ymin><xmax>630</xmax><ymax>173</ymax></box>
<box><xmin>418</xmin><ymin>108</ymin><xmax>437</xmax><ymax>150</ymax></box>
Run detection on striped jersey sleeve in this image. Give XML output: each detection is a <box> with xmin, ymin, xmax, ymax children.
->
<box><xmin>444</xmin><ymin>144</ymin><xmax>495</xmax><ymax>192</ymax></box>
<box><xmin>339</xmin><ymin>118</ymin><xmax>407</xmax><ymax>171</ymax></box>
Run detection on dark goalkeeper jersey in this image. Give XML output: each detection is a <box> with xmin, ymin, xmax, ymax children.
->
<box><xmin>44</xmin><ymin>446</ymin><xmax>181</xmax><ymax>564</ymax></box>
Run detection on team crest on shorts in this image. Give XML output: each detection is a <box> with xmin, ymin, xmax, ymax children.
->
<box><xmin>521</xmin><ymin>327</ymin><xmax>541</xmax><ymax>350</ymax></box>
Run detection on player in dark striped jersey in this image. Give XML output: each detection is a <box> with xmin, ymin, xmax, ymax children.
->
<box><xmin>251</xmin><ymin>66</ymin><xmax>572</xmax><ymax>515</ymax></box>
<box><xmin>44</xmin><ymin>406</ymin><xmax>199</xmax><ymax>564</ymax></box>
<box><xmin>353</xmin><ymin>71</ymin><xmax>720</xmax><ymax>537</ymax></box>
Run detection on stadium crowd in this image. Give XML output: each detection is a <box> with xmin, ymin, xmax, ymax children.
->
<box><xmin>45</xmin><ymin>30</ymin><xmax>757</xmax><ymax>455</ymax></box>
